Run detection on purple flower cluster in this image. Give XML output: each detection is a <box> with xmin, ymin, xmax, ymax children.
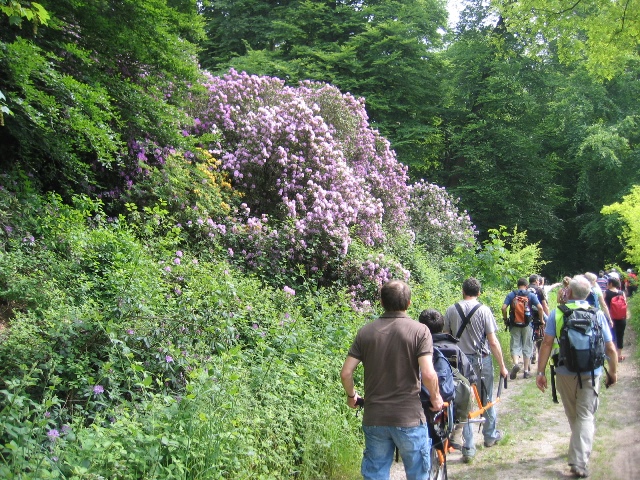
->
<box><xmin>345</xmin><ymin>252</ymin><xmax>412</xmax><ymax>305</ymax></box>
<box><xmin>408</xmin><ymin>180</ymin><xmax>478</xmax><ymax>254</ymax></box>
<box><xmin>193</xmin><ymin>70</ymin><xmax>410</xmax><ymax>263</ymax></box>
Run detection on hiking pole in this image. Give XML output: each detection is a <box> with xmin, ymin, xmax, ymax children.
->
<box><xmin>550</xmin><ymin>364</ymin><xmax>558</xmax><ymax>403</ymax></box>
<box><xmin>496</xmin><ymin>374</ymin><xmax>506</xmax><ymax>399</ymax></box>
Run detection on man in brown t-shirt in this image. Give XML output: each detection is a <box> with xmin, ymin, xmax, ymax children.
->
<box><xmin>340</xmin><ymin>280</ymin><xmax>442</xmax><ymax>480</ymax></box>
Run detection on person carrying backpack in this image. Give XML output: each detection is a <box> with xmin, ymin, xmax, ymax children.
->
<box><xmin>625</xmin><ymin>268</ymin><xmax>637</xmax><ymax>297</ymax></box>
<box><xmin>604</xmin><ymin>276</ymin><xmax>628</xmax><ymax>362</ymax></box>
<box><xmin>419</xmin><ymin>309</ymin><xmax>478</xmax><ymax>451</ymax></box>
<box><xmin>584</xmin><ymin>272</ymin><xmax>611</xmax><ymax>323</ymax></box>
<box><xmin>527</xmin><ymin>274</ymin><xmax>550</xmax><ymax>364</ymax></box>
<box><xmin>444</xmin><ymin>277</ymin><xmax>508</xmax><ymax>464</ymax></box>
<box><xmin>502</xmin><ymin>278</ymin><xmax>543</xmax><ymax>380</ymax></box>
<box><xmin>535</xmin><ymin>275</ymin><xmax>618</xmax><ymax>478</ymax></box>
<box><xmin>416</xmin><ymin>310</ymin><xmax>456</xmax><ymax>406</ymax></box>
<box><xmin>596</xmin><ymin>270</ymin><xmax>608</xmax><ymax>293</ymax></box>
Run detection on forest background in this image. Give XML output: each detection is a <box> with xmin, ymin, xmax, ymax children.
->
<box><xmin>1</xmin><ymin>0</ymin><xmax>639</xmax><ymax>478</ymax></box>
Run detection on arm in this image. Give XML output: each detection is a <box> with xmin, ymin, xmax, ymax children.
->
<box><xmin>535</xmin><ymin>333</ymin><xmax>555</xmax><ymax>392</ymax></box>
<box><xmin>501</xmin><ymin>303</ymin><xmax>508</xmax><ymax>323</ymax></box>
<box><xmin>340</xmin><ymin>356</ymin><xmax>361</xmax><ymax>408</ymax></box>
<box><xmin>487</xmin><ymin>332</ymin><xmax>509</xmax><ymax>378</ymax></box>
<box><xmin>418</xmin><ymin>354</ymin><xmax>443</xmax><ymax>411</ymax></box>
<box><xmin>597</xmin><ymin>291</ymin><xmax>612</xmax><ymax>325</ymax></box>
<box><xmin>540</xmin><ymin>299</ymin><xmax>550</xmax><ymax>318</ymax></box>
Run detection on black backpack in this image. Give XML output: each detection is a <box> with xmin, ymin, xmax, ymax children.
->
<box><xmin>556</xmin><ymin>305</ymin><xmax>606</xmax><ymax>387</ymax></box>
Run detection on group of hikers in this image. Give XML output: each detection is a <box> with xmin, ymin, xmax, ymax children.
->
<box><xmin>341</xmin><ymin>271</ymin><xmax>628</xmax><ymax>479</ymax></box>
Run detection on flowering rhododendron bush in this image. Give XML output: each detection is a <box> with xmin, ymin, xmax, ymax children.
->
<box><xmin>190</xmin><ymin>69</ymin><xmax>410</xmax><ymax>280</ymax></box>
<box><xmin>409</xmin><ymin>180</ymin><xmax>477</xmax><ymax>256</ymax></box>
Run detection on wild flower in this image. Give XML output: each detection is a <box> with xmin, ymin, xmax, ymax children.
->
<box><xmin>47</xmin><ymin>429</ymin><xmax>60</xmax><ymax>441</ymax></box>
<box><xmin>192</xmin><ymin>69</ymin><xmax>410</xmax><ymax>281</ymax></box>
<box><xmin>93</xmin><ymin>385</ymin><xmax>104</xmax><ymax>395</ymax></box>
<box><xmin>165</xmin><ymin>355</ymin><xmax>174</xmax><ymax>363</ymax></box>
<box><xmin>409</xmin><ymin>180</ymin><xmax>477</xmax><ymax>255</ymax></box>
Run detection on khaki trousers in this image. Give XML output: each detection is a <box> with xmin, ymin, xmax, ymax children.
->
<box><xmin>556</xmin><ymin>373</ymin><xmax>600</xmax><ymax>469</ymax></box>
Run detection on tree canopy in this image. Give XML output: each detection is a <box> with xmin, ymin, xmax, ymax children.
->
<box><xmin>493</xmin><ymin>0</ymin><xmax>640</xmax><ymax>79</ymax></box>
<box><xmin>200</xmin><ymin>0</ymin><xmax>449</xmax><ymax>174</ymax></box>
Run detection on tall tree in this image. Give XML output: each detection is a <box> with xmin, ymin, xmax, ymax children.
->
<box><xmin>440</xmin><ymin>12</ymin><xmax>562</xmax><ymax>240</ymax></box>
<box><xmin>438</xmin><ymin>1</ymin><xmax>640</xmax><ymax>274</ymax></box>
<box><xmin>493</xmin><ymin>0</ymin><xmax>640</xmax><ymax>79</ymax></box>
<box><xmin>200</xmin><ymin>0</ymin><xmax>449</xmax><ymax>173</ymax></box>
<box><xmin>0</xmin><ymin>0</ymin><xmax>204</xmax><ymax>195</ymax></box>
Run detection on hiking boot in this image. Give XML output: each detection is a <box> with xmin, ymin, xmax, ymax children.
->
<box><xmin>523</xmin><ymin>371</ymin><xmax>531</xmax><ymax>379</ymax></box>
<box><xmin>510</xmin><ymin>364</ymin><xmax>521</xmax><ymax>380</ymax></box>
<box><xmin>570</xmin><ymin>464</ymin><xmax>589</xmax><ymax>478</ymax></box>
<box><xmin>531</xmin><ymin>353</ymin><xmax>537</xmax><ymax>364</ymax></box>
<box><xmin>484</xmin><ymin>430</ymin><xmax>504</xmax><ymax>448</ymax></box>
<box><xmin>462</xmin><ymin>455</ymin><xmax>474</xmax><ymax>464</ymax></box>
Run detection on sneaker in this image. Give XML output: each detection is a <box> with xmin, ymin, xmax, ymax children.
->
<box><xmin>484</xmin><ymin>430</ymin><xmax>504</xmax><ymax>448</ymax></box>
<box><xmin>510</xmin><ymin>364</ymin><xmax>521</xmax><ymax>380</ymax></box>
<box><xmin>523</xmin><ymin>371</ymin><xmax>531</xmax><ymax>379</ymax></box>
<box><xmin>570</xmin><ymin>464</ymin><xmax>589</xmax><ymax>478</ymax></box>
<box><xmin>462</xmin><ymin>455</ymin><xmax>474</xmax><ymax>464</ymax></box>
<box><xmin>449</xmin><ymin>427</ymin><xmax>463</xmax><ymax>451</ymax></box>
<box><xmin>531</xmin><ymin>354</ymin><xmax>537</xmax><ymax>364</ymax></box>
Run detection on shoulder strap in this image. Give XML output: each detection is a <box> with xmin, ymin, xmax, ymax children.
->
<box><xmin>453</xmin><ymin>302</ymin><xmax>482</xmax><ymax>339</ymax></box>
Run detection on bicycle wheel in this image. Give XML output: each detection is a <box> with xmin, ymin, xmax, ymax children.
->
<box><xmin>429</xmin><ymin>446</ymin><xmax>447</xmax><ymax>480</ymax></box>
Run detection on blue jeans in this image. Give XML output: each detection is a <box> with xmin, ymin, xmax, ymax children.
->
<box><xmin>362</xmin><ymin>424</ymin><xmax>431</xmax><ymax>480</ymax></box>
<box><xmin>462</xmin><ymin>353</ymin><xmax>500</xmax><ymax>457</ymax></box>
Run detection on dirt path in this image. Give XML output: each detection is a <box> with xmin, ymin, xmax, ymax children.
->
<box><xmin>390</xmin><ymin>327</ymin><xmax>640</xmax><ymax>479</ymax></box>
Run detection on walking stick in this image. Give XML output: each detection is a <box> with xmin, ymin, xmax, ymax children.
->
<box><xmin>550</xmin><ymin>364</ymin><xmax>559</xmax><ymax>403</ymax></box>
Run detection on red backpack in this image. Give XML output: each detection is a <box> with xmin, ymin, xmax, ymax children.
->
<box><xmin>510</xmin><ymin>291</ymin><xmax>532</xmax><ymax>326</ymax></box>
<box><xmin>609</xmin><ymin>292</ymin><xmax>627</xmax><ymax>320</ymax></box>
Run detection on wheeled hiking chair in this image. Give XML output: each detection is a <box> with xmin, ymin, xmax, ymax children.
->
<box><xmin>422</xmin><ymin>400</ymin><xmax>454</xmax><ymax>480</ymax></box>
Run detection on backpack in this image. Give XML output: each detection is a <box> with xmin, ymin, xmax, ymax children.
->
<box><xmin>432</xmin><ymin>333</ymin><xmax>478</xmax><ymax>422</ymax></box>
<box><xmin>556</xmin><ymin>305</ymin><xmax>606</xmax><ymax>387</ymax></box>
<box><xmin>420</xmin><ymin>346</ymin><xmax>455</xmax><ymax>408</ymax></box>
<box><xmin>509</xmin><ymin>291</ymin><xmax>532</xmax><ymax>327</ymax></box>
<box><xmin>609</xmin><ymin>291</ymin><xmax>627</xmax><ymax>320</ymax></box>
<box><xmin>586</xmin><ymin>288</ymin><xmax>599</xmax><ymax>309</ymax></box>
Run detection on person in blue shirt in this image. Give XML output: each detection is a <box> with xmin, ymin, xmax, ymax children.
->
<box><xmin>501</xmin><ymin>277</ymin><xmax>543</xmax><ymax>379</ymax></box>
<box><xmin>535</xmin><ymin>275</ymin><xmax>618</xmax><ymax>478</ymax></box>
